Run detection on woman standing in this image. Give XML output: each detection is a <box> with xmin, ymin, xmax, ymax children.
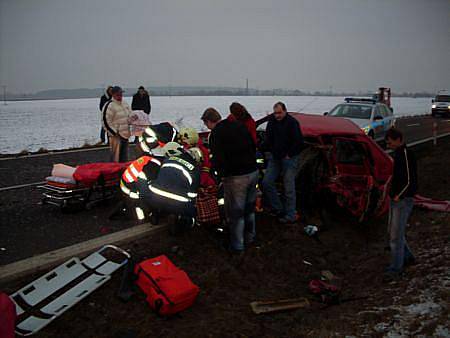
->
<box><xmin>227</xmin><ymin>102</ymin><xmax>257</xmax><ymax>145</ymax></box>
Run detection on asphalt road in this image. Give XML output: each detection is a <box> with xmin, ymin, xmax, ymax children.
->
<box><xmin>1</xmin><ymin>115</ymin><xmax>449</xmax><ymax>190</ymax></box>
<box><xmin>0</xmin><ymin>115</ymin><xmax>449</xmax><ymax>265</ymax></box>
<box><xmin>395</xmin><ymin>115</ymin><xmax>450</xmax><ymax>144</ymax></box>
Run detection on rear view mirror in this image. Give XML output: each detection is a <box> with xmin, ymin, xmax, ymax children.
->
<box><xmin>323</xmin><ymin>112</ymin><xmax>329</xmax><ymax>116</ymax></box>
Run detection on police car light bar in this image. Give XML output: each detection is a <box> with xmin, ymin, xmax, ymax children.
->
<box><xmin>344</xmin><ymin>97</ymin><xmax>376</xmax><ymax>104</ymax></box>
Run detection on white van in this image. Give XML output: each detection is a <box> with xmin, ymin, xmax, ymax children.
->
<box><xmin>432</xmin><ymin>91</ymin><xmax>450</xmax><ymax>117</ymax></box>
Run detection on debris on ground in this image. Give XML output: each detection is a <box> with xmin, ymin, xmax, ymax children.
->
<box><xmin>250</xmin><ymin>298</ymin><xmax>310</xmax><ymax>314</ymax></box>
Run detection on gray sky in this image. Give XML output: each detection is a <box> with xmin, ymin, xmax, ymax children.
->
<box><xmin>1</xmin><ymin>0</ymin><xmax>449</xmax><ymax>93</ymax></box>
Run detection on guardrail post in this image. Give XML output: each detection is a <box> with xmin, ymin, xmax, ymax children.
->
<box><xmin>432</xmin><ymin>122</ymin><xmax>437</xmax><ymax>146</ymax></box>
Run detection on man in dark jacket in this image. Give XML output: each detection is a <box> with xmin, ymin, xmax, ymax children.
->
<box><xmin>99</xmin><ymin>86</ymin><xmax>112</xmax><ymax>143</ymax></box>
<box><xmin>131</xmin><ymin>86</ymin><xmax>151</xmax><ymax>114</ymax></box>
<box><xmin>202</xmin><ymin>107</ymin><xmax>258</xmax><ymax>253</ymax></box>
<box><xmin>262</xmin><ymin>102</ymin><xmax>304</xmax><ymax>224</ymax></box>
<box><xmin>384</xmin><ymin>127</ymin><xmax>418</xmax><ymax>281</ymax></box>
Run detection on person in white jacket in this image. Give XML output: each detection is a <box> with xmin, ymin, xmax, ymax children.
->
<box><xmin>102</xmin><ymin>86</ymin><xmax>132</xmax><ymax>162</ymax></box>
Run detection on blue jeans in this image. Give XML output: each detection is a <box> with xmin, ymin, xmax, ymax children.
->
<box><xmin>262</xmin><ymin>154</ymin><xmax>300</xmax><ymax>221</ymax></box>
<box><xmin>222</xmin><ymin>170</ymin><xmax>258</xmax><ymax>251</ymax></box>
<box><xmin>387</xmin><ymin>197</ymin><xmax>414</xmax><ymax>273</ymax></box>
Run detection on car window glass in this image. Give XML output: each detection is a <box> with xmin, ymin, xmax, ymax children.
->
<box><xmin>335</xmin><ymin>139</ymin><xmax>365</xmax><ymax>165</ymax></box>
<box><xmin>386</xmin><ymin>105</ymin><xmax>393</xmax><ymax>116</ymax></box>
<box><xmin>256</xmin><ymin>121</ymin><xmax>267</xmax><ymax>131</ymax></box>
<box><xmin>329</xmin><ymin>105</ymin><xmax>344</xmax><ymax>116</ymax></box>
<box><xmin>329</xmin><ymin>104</ymin><xmax>372</xmax><ymax>119</ymax></box>
<box><xmin>382</xmin><ymin>105</ymin><xmax>391</xmax><ymax>117</ymax></box>
<box><xmin>435</xmin><ymin>95</ymin><xmax>450</xmax><ymax>102</ymax></box>
<box><xmin>374</xmin><ymin>107</ymin><xmax>383</xmax><ymax>119</ymax></box>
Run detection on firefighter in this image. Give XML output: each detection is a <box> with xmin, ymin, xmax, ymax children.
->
<box><xmin>178</xmin><ymin>127</ymin><xmax>215</xmax><ymax>187</ymax></box>
<box><xmin>139</xmin><ymin>122</ymin><xmax>179</xmax><ymax>156</ymax></box>
<box><xmin>149</xmin><ymin>142</ymin><xmax>200</xmax><ymax>215</ymax></box>
<box><xmin>119</xmin><ymin>155</ymin><xmax>162</xmax><ymax>221</ymax></box>
<box><xmin>148</xmin><ymin>142</ymin><xmax>201</xmax><ymax>234</ymax></box>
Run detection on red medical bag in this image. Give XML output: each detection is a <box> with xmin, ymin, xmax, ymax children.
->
<box><xmin>0</xmin><ymin>292</ymin><xmax>16</xmax><ymax>338</ymax></box>
<box><xmin>134</xmin><ymin>255</ymin><xmax>199</xmax><ymax>316</ymax></box>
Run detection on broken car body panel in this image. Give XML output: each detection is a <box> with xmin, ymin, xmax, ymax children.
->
<box><xmin>202</xmin><ymin>112</ymin><xmax>393</xmax><ymax>221</ymax></box>
<box><xmin>257</xmin><ymin>113</ymin><xmax>393</xmax><ymax>221</ymax></box>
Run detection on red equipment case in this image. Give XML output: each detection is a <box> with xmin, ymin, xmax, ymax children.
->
<box><xmin>134</xmin><ymin>255</ymin><xmax>199</xmax><ymax>316</ymax></box>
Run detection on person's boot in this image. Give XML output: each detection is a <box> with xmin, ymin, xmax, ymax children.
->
<box><xmin>109</xmin><ymin>201</ymin><xmax>130</xmax><ymax>220</ymax></box>
<box><xmin>117</xmin><ymin>259</ymin><xmax>136</xmax><ymax>302</ymax></box>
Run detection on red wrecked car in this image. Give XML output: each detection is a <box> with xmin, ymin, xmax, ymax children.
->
<box><xmin>255</xmin><ymin>113</ymin><xmax>393</xmax><ymax>222</ymax></box>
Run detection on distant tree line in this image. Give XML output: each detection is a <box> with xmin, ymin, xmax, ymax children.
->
<box><xmin>5</xmin><ymin>87</ymin><xmax>436</xmax><ymax>101</ymax></box>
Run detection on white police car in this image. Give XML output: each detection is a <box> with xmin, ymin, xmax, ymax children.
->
<box><xmin>325</xmin><ymin>98</ymin><xmax>395</xmax><ymax>141</ymax></box>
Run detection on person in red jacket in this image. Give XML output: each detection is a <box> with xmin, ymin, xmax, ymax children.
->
<box><xmin>227</xmin><ymin>102</ymin><xmax>257</xmax><ymax>145</ymax></box>
<box><xmin>178</xmin><ymin>127</ymin><xmax>216</xmax><ymax>187</ymax></box>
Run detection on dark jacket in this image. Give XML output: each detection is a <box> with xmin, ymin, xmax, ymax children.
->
<box><xmin>264</xmin><ymin>113</ymin><xmax>304</xmax><ymax>159</ymax></box>
<box><xmin>209</xmin><ymin>119</ymin><xmax>256</xmax><ymax>178</ymax></box>
<box><xmin>151</xmin><ymin>153</ymin><xmax>199</xmax><ymax>198</ymax></box>
<box><xmin>131</xmin><ymin>91</ymin><xmax>151</xmax><ymax>114</ymax></box>
<box><xmin>390</xmin><ymin>144</ymin><xmax>418</xmax><ymax>199</ymax></box>
<box><xmin>99</xmin><ymin>93</ymin><xmax>111</xmax><ymax>112</ymax></box>
<box><xmin>148</xmin><ymin>152</ymin><xmax>200</xmax><ymax>217</ymax></box>
<box><xmin>227</xmin><ymin>114</ymin><xmax>257</xmax><ymax>145</ymax></box>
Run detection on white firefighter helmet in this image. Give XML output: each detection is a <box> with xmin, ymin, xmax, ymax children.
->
<box><xmin>187</xmin><ymin>147</ymin><xmax>203</xmax><ymax>163</ymax></box>
<box><xmin>139</xmin><ymin>126</ymin><xmax>159</xmax><ymax>154</ymax></box>
<box><xmin>163</xmin><ymin>141</ymin><xmax>184</xmax><ymax>157</ymax></box>
<box><xmin>179</xmin><ymin>127</ymin><xmax>199</xmax><ymax>146</ymax></box>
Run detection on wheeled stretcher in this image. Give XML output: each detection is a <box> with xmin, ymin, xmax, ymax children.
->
<box><xmin>38</xmin><ymin>176</ymin><xmax>120</xmax><ymax>210</ymax></box>
<box><xmin>38</xmin><ymin>162</ymin><xmax>130</xmax><ymax>210</ymax></box>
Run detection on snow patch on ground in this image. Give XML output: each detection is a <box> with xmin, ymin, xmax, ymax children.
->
<box><xmin>364</xmin><ymin>243</ymin><xmax>450</xmax><ymax>337</ymax></box>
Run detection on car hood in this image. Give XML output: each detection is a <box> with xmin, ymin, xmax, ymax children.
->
<box><xmin>345</xmin><ymin>118</ymin><xmax>369</xmax><ymax>128</ymax></box>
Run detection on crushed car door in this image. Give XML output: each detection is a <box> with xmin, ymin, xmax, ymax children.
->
<box><xmin>328</xmin><ymin>137</ymin><xmax>374</xmax><ymax>220</ymax></box>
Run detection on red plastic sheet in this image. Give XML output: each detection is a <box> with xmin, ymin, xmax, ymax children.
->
<box><xmin>414</xmin><ymin>195</ymin><xmax>450</xmax><ymax>212</ymax></box>
<box><xmin>0</xmin><ymin>292</ymin><xmax>16</xmax><ymax>338</ymax></box>
<box><xmin>73</xmin><ymin>162</ymin><xmax>131</xmax><ymax>187</ymax></box>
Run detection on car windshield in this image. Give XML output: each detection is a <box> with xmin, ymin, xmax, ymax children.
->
<box><xmin>329</xmin><ymin>104</ymin><xmax>372</xmax><ymax>119</ymax></box>
<box><xmin>435</xmin><ymin>95</ymin><xmax>450</xmax><ymax>102</ymax></box>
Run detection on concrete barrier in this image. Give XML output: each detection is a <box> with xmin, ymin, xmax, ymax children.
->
<box><xmin>0</xmin><ymin>222</ymin><xmax>167</xmax><ymax>285</ymax></box>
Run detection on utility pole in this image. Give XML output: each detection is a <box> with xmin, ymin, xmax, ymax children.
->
<box><xmin>1</xmin><ymin>85</ymin><xmax>6</xmax><ymax>105</ymax></box>
<box><xmin>246</xmin><ymin>78</ymin><xmax>249</xmax><ymax>96</ymax></box>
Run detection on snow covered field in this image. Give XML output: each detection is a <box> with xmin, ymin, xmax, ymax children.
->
<box><xmin>0</xmin><ymin>96</ymin><xmax>432</xmax><ymax>154</ymax></box>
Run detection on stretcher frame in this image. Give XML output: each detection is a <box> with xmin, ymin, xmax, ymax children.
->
<box><xmin>11</xmin><ymin>245</ymin><xmax>130</xmax><ymax>336</ymax></box>
<box><xmin>37</xmin><ymin>175</ymin><xmax>120</xmax><ymax>210</ymax></box>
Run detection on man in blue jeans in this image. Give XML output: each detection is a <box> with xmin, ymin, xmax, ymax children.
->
<box><xmin>202</xmin><ymin>108</ymin><xmax>257</xmax><ymax>253</ymax></box>
<box><xmin>385</xmin><ymin>127</ymin><xmax>418</xmax><ymax>281</ymax></box>
<box><xmin>262</xmin><ymin>102</ymin><xmax>304</xmax><ymax>224</ymax></box>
